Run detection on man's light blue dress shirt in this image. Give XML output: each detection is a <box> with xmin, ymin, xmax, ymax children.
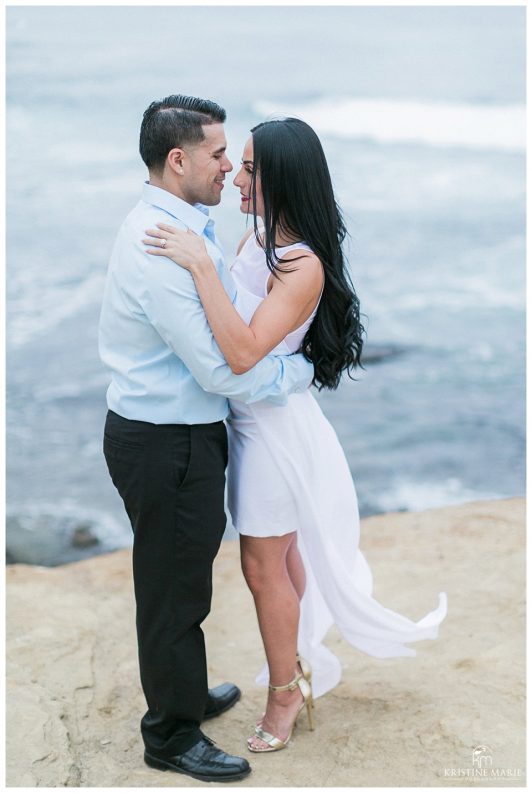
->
<box><xmin>98</xmin><ymin>183</ymin><xmax>313</xmax><ymax>424</ymax></box>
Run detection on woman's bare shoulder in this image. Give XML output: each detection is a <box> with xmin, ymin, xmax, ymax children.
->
<box><xmin>277</xmin><ymin>249</ymin><xmax>324</xmax><ymax>280</ymax></box>
<box><xmin>267</xmin><ymin>249</ymin><xmax>324</xmax><ymax>297</ymax></box>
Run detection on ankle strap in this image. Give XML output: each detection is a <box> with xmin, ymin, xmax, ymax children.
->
<box><xmin>268</xmin><ymin>671</ymin><xmax>302</xmax><ymax>693</ymax></box>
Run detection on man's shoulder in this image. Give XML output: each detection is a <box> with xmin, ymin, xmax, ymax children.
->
<box><xmin>122</xmin><ymin>201</ymin><xmax>186</xmax><ymax>236</ymax></box>
<box><xmin>111</xmin><ymin>202</ymin><xmax>186</xmax><ymax>265</ymax></box>
<box><xmin>110</xmin><ymin>202</ymin><xmax>198</xmax><ymax>297</ymax></box>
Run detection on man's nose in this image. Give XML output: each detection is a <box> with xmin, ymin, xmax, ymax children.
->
<box><xmin>222</xmin><ymin>156</ymin><xmax>233</xmax><ymax>173</ymax></box>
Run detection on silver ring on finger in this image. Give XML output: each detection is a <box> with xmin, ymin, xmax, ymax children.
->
<box><xmin>160</xmin><ymin>238</ymin><xmax>167</xmax><ymax>248</ymax></box>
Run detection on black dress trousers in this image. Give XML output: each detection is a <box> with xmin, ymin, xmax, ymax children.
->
<box><xmin>103</xmin><ymin>410</ymin><xmax>228</xmax><ymax>757</ymax></box>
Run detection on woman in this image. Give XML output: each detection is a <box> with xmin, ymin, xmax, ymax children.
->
<box><xmin>143</xmin><ymin>118</ymin><xmax>447</xmax><ymax>753</ymax></box>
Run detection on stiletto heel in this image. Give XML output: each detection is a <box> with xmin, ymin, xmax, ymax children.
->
<box><xmin>296</xmin><ymin>653</ymin><xmax>312</xmax><ymax>684</ymax></box>
<box><xmin>247</xmin><ymin>671</ymin><xmax>315</xmax><ymax>752</ymax></box>
<box><xmin>296</xmin><ymin>654</ymin><xmax>314</xmax><ymax>732</ymax></box>
<box><xmin>306</xmin><ymin>695</ymin><xmax>315</xmax><ymax>731</ymax></box>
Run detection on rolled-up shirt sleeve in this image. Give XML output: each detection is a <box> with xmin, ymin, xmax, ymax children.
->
<box><xmin>138</xmin><ymin>246</ymin><xmax>313</xmax><ymax>404</ymax></box>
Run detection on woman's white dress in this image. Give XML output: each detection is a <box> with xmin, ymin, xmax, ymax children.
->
<box><xmin>226</xmin><ymin>233</ymin><xmax>448</xmax><ymax>698</ymax></box>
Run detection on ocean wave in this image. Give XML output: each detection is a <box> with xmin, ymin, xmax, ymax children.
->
<box><xmin>33</xmin><ymin>374</ymin><xmax>110</xmax><ymax>403</ymax></box>
<box><xmin>8</xmin><ymin>271</ymin><xmax>106</xmax><ymax>348</ymax></box>
<box><xmin>253</xmin><ymin>97</ymin><xmax>525</xmax><ymax>152</ymax></box>
<box><xmin>372</xmin><ymin>477</ymin><xmax>503</xmax><ymax>514</ymax></box>
<box><xmin>6</xmin><ymin>500</ymin><xmax>132</xmax><ymax>566</ymax></box>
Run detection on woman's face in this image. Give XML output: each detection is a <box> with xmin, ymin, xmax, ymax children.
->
<box><xmin>233</xmin><ymin>137</ymin><xmax>264</xmax><ymax>219</ymax></box>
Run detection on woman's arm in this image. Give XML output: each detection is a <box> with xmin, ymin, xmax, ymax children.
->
<box><xmin>144</xmin><ymin>223</ymin><xmax>323</xmax><ymax>375</ymax></box>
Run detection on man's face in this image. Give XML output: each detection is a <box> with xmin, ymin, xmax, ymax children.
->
<box><xmin>180</xmin><ymin>124</ymin><xmax>233</xmax><ymax>206</ymax></box>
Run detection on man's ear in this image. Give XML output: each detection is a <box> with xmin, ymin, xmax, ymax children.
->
<box><xmin>167</xmin><ymin>148</ymin><xmax>185</xmax><ymax>176</ymax></box>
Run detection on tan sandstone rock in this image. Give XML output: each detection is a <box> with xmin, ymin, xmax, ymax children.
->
<box><xmin>6</xmin><ymin>498</ymin><xmax>526</xmax><ymax>787</ymax></box>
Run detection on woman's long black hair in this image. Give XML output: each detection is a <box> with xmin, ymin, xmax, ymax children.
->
<box><xmin>249</xmin><ymin>117</ymin><xmax>365</xmax><ymax>390</ymax></box>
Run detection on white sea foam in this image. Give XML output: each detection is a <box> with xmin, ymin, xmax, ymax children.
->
<box><xmin>374</xmin><ymin>477</ymin><xmax>502</xmax><ymax>514</ymax></box>
<box><xmin>8</xmin><ymin>271</ymin><xmax>106</xmax><ymax>348</ymax></box>
<box><xmin>33</xmin><ymin>373</ymin><xmax>110</xmax><ymax>403</ymax></box>
<box><xmin>253</xmin><ymin>97</ymin><xmax>526</xmax><ymax>152</ymax></box>
<box><xmin>6</xmin><ymin>499</ymin><xmax>132</xmax><ymax>549</ymax></box>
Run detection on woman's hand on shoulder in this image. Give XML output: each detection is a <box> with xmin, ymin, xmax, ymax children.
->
<box><xmin>143</xmin><ymin>223</ymin><xmax>212</xmax><ymax>273</ymax></box>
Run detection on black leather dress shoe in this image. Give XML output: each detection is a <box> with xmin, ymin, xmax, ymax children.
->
<box><xmin>203</xmin><ymin>682</ymin><xmax>241</xmax><ymax>720</ymax></box>
<box><xmin>144</xmin><ymin>734</ymin><xmax>251</xmax><ymax>782</ymax></box>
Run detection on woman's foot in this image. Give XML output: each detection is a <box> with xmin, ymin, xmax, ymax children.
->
<box><xmin>248</xmin><ymin>682</ymin><xmax>304</xmax><ymax>751</ymax></box>
<box><xmin>255</xmin><ymin>656</ymin><xmax>311</xmax><ymax>729</ymax></box>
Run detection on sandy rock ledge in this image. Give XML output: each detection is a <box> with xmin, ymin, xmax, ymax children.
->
<box><xmin>6</xmin><ymin>498</ymin><xmax>526</xmax><ymax>787</ymax></box>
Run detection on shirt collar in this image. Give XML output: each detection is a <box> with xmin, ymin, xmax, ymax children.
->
<box><xmin>142</xmin><ymin>182</ymin><xmax>210</xmax><ymax>235</ymax></box>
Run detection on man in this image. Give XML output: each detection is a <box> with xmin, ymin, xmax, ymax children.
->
<box><xmin>99</xmin><ymin>94</ymin><xmax>313</xmax><ymax>782</ymax></box>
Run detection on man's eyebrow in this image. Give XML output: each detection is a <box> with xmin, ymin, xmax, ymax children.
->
<box><xmin>212</xmin><ymin>145</ymin><xmax>226</xmax><ymax>155</ymax></box>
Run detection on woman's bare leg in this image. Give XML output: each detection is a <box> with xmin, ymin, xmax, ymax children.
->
<box><xmin>240</xmin><ymin>532</ymin><xmax>305</xmax><ymax>750</ymax></box>
<box><xmin>286</xmin><ymin>533</ymin><xmax>306</xmax><ymax>601</ymax></box>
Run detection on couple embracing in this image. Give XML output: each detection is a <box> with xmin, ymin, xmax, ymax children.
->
<box><xmin>99</xmin><ymin>94</ymin><xmax>447</xmax><ymax>783</ymax></box>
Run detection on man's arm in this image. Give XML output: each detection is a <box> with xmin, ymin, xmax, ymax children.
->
<box><xmin>138</xmin><ymin>246</ymin><xmax>313</xmax><ymax>402</ymax></box>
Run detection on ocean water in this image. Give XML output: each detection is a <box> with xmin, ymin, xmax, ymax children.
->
<box><xmin>6</xmin><ymin>6</ymin><xmax>525</xmax><ymax>564</ymax></box>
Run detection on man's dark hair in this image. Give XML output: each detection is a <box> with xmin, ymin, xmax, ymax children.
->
<box><xmin>139</xmin><ymin>94</ymin><xmax>226</xmax><ymax>173</ymax></box>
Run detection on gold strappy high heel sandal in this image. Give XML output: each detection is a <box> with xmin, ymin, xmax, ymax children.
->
<box><xmin>296</xmin><ymin>653</ymin><xmax>312</xmax><ymax>684</ymax></box>
<box><xmin>248</xmin><ymin>671</ymin><xmax>315</xmax><ymax>753</ymax></box>
<box><xmin>256</xmin><ymin>655</ymin><xmax>312</xmax><ymax>728</ymax></box>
